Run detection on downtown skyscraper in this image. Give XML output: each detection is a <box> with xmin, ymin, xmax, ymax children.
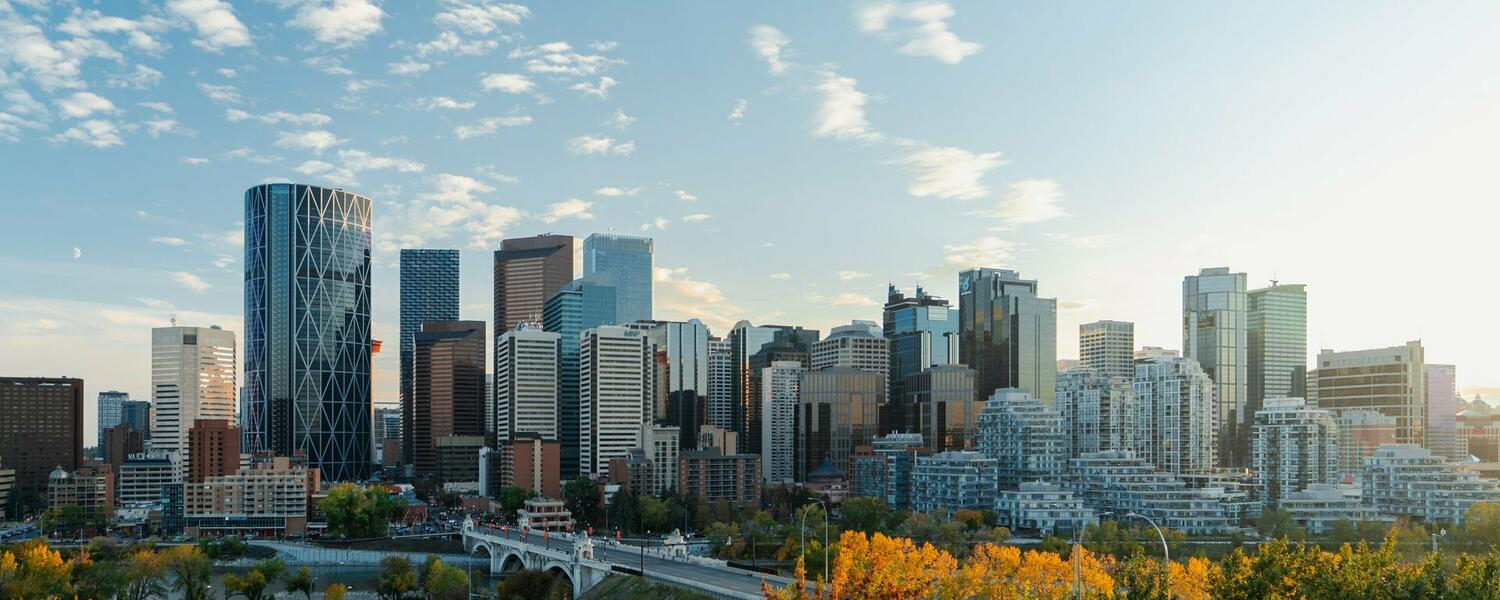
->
<box><xmin>96</xmin><ymin>390</ymin><xmax>130</xmax><ymax>448</ymax></box>
<box><xmin>494</xmin><ymin>234</ymin><xmax>575</xmax><ymax>335</ymax></box>
<box><xmin>958</xmin><ymin>268</ymin><xmax>1057</xmax><ymax>406</ymax></box>
<box><xmin>399</xmin><ymin>249</ymin><xmax>460</xmax><ymax>466</ymax></box>
<box><xmin>1078</xmin><ymin>320</ymin><xmax>1134</xmax><ymax>381</ymax></box>
<box><xmin>409</xmin><ymin>321</ymin><xmax>486</xmax><ymax>477</ymax></box>
<box><xmin>243</xmin><ymin>183</ymin><xmax>373</xmax><ymax>482</ymax></box>
<box><xmin>151</xmin><ymin>325</ymin><xmax>236</xmax><ymax>473</ymax></box>
<box><xmin>582</xmin><ymin>233</ymin><xmax>654</xmax><ymax>323</ymax></box>
<box><xmin>1248</xmin><ymin>282</ymin><xmax>1307</xmax><ymax>410</ymax></box>
<box><xmin>1183</xmin><ymin>267</ymin><xmax>1248</xmax><ymax>468</ymax></box>
<box><xmin>883</xmin><ymin>285</ymin><xmax>959</xmax><ymax>432</ymax></box>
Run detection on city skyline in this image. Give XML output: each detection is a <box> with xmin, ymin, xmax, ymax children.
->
<box><xmin>3</xmin><ymin>1</ymin><xmax>1498</xmax><ymax>444</ymax></box>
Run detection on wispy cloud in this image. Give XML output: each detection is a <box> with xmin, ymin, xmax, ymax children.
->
<box><xmin>729</xmin><ymin>98</ymin><xmax>747</xmax><ymax>123</ymax></box>
<box><xmin>968</xmin><ymin>179</ymin><xmax>1067</xmax><ymax>225</ymax></box>
<box><xmin>750</xmin><ymin>25</ymin><xmax>792</xmax><ymax>74</ymax></box>
<box><xmin>539</xmin><ymin>198</ymin><xmax>594</xmax><ymax>223</ymax></box>
<box><xmin>568</xmin><ymin>135</ymin><xmax>634</xmax><ymax>156</ymax></box>
<box><xmin>170</xmin><ymin>271</ymin><xmax>211</xmax><ymax>292</ymax></box>
<box><xmin>943</xmin><ymin>236</ymin><xmax>1017</xmax><ymax>267</ymax></box>
<box><xmin>150</xmin><ymin>236</ymin><xmax>188</xmax><ymax>246</ymax></box>
<box><xmin>857</xmin><ymin>2</ymin><xmax>981</xmax><ymax>64</ymax></box>
<box><xmin>899</xmin><ymin>144</ymin><xmax>1005</xmax><ymax>200</ymax></box>
<box><xmin>838</xmin><ymin>270</ymin><xmax>870</xmax><ymax>281</ymax></box>
<box><xmin>595</xmin><ymin>186</ymin><xmax>641</xmax><ymax>197</ymax></box>
<box><xmin>454</xmin><ymin>115</ymin><xmax>533</xmax><ymax>140</ymax></box>
<box><xmin>813</xmin><ymin>73</ymin><xmax>880</xmax><ymax>142</ymax></box>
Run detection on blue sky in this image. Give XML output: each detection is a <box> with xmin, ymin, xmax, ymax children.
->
<box><xmin>2</xmin><ymin>1</ymin><xmax>1497</xmax><ymax>439</ymax></box>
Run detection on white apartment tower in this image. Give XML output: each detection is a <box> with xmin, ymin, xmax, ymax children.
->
<box><xmin>151</xmin><ymin>325</ymin><xmax>236</xmax><ymax>468</ymax></box>
<box><xmin>1251</xmin><ymin>397</ymin><xmax>1339</xmax><ymax>507</ymax></box>
<box><xmin>1055</xmin><ymin>368</ymin><xmax>1136</xmax><ymax>458</ymax></box>
<box><xmin>760</xmin><ymin>360</ymin><xmax>805</xmax><ymax>483</ymax></box>
<box><xmin>1133</xmin><ymin>357</ymin><xmax>1217</xmax><ymax>474</ymax></box>
<box><xmin>579</xmin><ymin>326</ymin><xmax>654</xmax><ymax>475</ymax></box>
<box><xmin>495</xmin><ymin>325</ymin><xmax>561</xmax><ymax>441</ymax></box>
<box><xmin>1079</xmin><ymin>320</ymin><xmax>1134</xmax><ymax>381</ymax></box>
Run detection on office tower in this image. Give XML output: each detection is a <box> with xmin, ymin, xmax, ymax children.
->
<box><xmin>244</xmin><ymin>183</ymin><xmax>372</xmax><ymax>482</ymax></box>
<box><xmin>188</xmin><ymin>419</ymin><xmax>241</xmax><ymax>484</ymax></box>
<box><xmin>1134</xmin><ymin>357</ymin><xmax>1218</xmax><ymax>474</ymax></box>
<box><xmin>1133</xmin><ymin>347</ymin><xmax>1179</xmax><ymax>361</ymax></box>
<box><xmin>908</xmin><ymin>365</ymin><xmax>980</xmax><ymax>453</ymax></box>
<box><xmin>760</xmin><ymin>361</ymin><xmax>804</xmax><ymax>483</ymax></box>
<box><xmin>1426</xmin><ymin>364</ymin><xmax>1459</xmax><ymax>459</ymax></box>
<box><xmin>435</xmin><ymin>435</ymin><xmax>485</xmax><ymax>484</ymax></box>
<box><xmin>494</xmin><ymin>235</ymin><xmax>575</xmax><ymax>335</ymax></box>
<box><xmin>884</xmin><ymin>285</ymin><xmax>960</xmax><ymax>433</ymax></box>
<box><xmin>1316</xmin><ymin>341</ymin><xmax>1426</xmax><ymax>447</ymax></box>
<box><xmin>97</xmin><ymin>390</ymin><xmax>130</xmax><ymax>448</ymax></box>
<box><xmin>731</xmin><ymin>322</ymin><xmax>820</xmax><ymax>457</ymax></box>
<box><xmin>103</xmin><ymin>424</ymin><xmax>145</xmax><ymax>469</ymax></box>
<box><xmin>958</xmin><ymin>268</ymin><xmax>1057</xmax><ymax>406</ymax></box>
<box><xmin>707</xmin><ymin>338</ymin><xmax>734</xmax><ymax>430</ymax></box>
<box><xmin>1248</xmin><ymin>283</ymin><xmax>1307</xmax><ymax>412</ymax></box>
<box><xmin>1182</xmin><ymin>267</ymin><xmax>1248</xmax><ymax>468</ymax></box>
<box><xmin>495</xmin><ymin>325</ymin><xmax>561</xmax><ymax>441</ymax></box>
<box><xmin>798</xmin><ymin>367</ymin><xmax>884</xmax><ymax>481</ymax></box>
<box><xmin>635</xmin><ymin>320</ymin><xmax>711</xmax><ymax>449</ymax></box>
<box><xmin>578</xmin><ymin>325</ymin><xmax>654</xmax><ymax>475</ymax></box>
<box><xmin>484</xmin><ymin>379</ymin><xmax>495</xmax><ymax>440</ymax></box>
<box><xmin>373</xmin><ymin>407</ymin><xmax>401</xmax><ymax>463</ymax></box>
<box><xmin>811</xmin><ymin>321</ymin><xmax>889</xmax><ymax>374</ymax></box>
<box><xmin>399</xmin><ymin>249</ymin><xmax>460</xmax><ymax>462</ymax></box>
<box><xmin>152</xmin><ymin>325</ymin><xmax>236</xmax><ymax>474</ymax></box>
<box><xmin>976</xmin><ymin>388</ymin><xmax>1066</xmax><ymax>490</ymax></box>
<box><xmin>1079</xmin><ymin>321</ymin><xmax>1134</xmax><ymax>380</ymax></box>
<box><xmin>543</xmin><ymin>277</ymin><xmax>618</xmax><ymax>476</ymax></box>
<box><xmin>0</xmin><ymin>377</ymin><xmax>83</xmax><ymax>505</ymax></box>
<box><xmin>409</xmin><ymin>321</ymin><xmax>486</xmax><ymax>476</ymax></box>
<box><xmin>121</xmin><ymin>400</ymin><xmax>151</xmax><ymax>438</ymax></box>
<box><xmin>582</xmin><ymin>233</ymin><xmax>654</xmax><ymax>323</ymax></box>
<box><xmin>1334</xmin><ymin>410</ymin><xmax>1401</xmax><ymax>475</ymax></box>
<box><xmin>1251</xmin><ymin>398</ymin><xmax>1338</xmax><ymax>506</ymax></box>
<box><xmin>1055</xmin><ymin>368</ymin><xmax>1136</xmax><ymax>459</ymax></box>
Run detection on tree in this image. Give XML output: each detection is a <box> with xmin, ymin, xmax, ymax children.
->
<box><xmin>496</xmin><ymin>569</ymin><xmax>555</xmax><ymax>600</ymax></box>
<box><xmin>1169</xmin><ymin>556</ymin><xmax>1218</xmax><ymax>600</ymax></box>
<box><xmin>1465</xmin><ymin>501</ymin><xmax>1500</xmax><ymax>549</ymax></box>
<box><xmin>423</xmin><ymin>559</ymin><xmax>468</xmax><ymax>600</ymax></box>
<box><xmin>322</xmin><ymin>483</ymin><xmax>403</xmax><ymax>539</ymax></box>
<box><xmin>285</xmin><ymin>566</ymin><xmax>316</xmax><ymax>599</ymax></box>
<box><xmin>324</xmin><ymin>583</ymin><xmax>349</xmax><ymax>600</ymax></box>
<box><xmin>0</xmin><ymin>540</ymin><xmax>73</xmax><ymax>599</ymax></box>
<box><xmin>827</xmin><ymin>531</ymin><xmax>958</xmax><ymax>597</ymax></box>
<box><xmin>497</xmin><ymin>485</ymin><xmax>535</xmax><ymax>525</ymax></box>
<box><xmin>1116</xmin><ymin>551</ymin><xmax>1170</xmax><ymax>600</ymax></box>
<box><xmin>377</xmin><ymin>555</ymin><xmax>419</xmax><ymax>600</ymax></box>
<box><xmin>562</xmin><ymin>477</ymin><xmax>602</xmax><ymax>528</ymax></box>
<box><xmin>222</xmin><ymin>570</ymin><xmax>272</xmax><ymax>600</ymax></box>
<box><xmin>1329</xmin><ymin>519</ymin><xmax>1359</xmax><ymax>546</ymax></box>
<box><xmin>1255</xmin><ymin>508</ymin><xmax>1306</xmax><ymax>541</ymax></box>
<box><xmin>163</xmin><ymin>545</ymin><xmax>214</xmax><ymax>600</ymax></box>
<box><xmin>72</xmin><ymin>550</ymin><xmax>127</xmax><ymax>600</ymax></box>
<box><xmin>120</xmin><ymin>548</ymin><xmax>168</xmax><ymax>600</ymax></box>
<box><xmin>606</xmin><ymin>488</ymin><xmax>639</xmax><ymax>534</ymax></box>
<box><xmin>639</xmin><ymin>495</ymin><xmax>671</xmax><ymax>533</ymax></box>
<box><xmin>839</xmin><ymin>497</ymin><xmax>893</xmax><ymax>534</ymax></box>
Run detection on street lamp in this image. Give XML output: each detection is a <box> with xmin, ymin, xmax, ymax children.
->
<box><xmin>465</xmin><ymin>545</ymin><xmax>486</xmax><ymax>599</ymax></box>
<box><xmin>1125</xmin><ymin>512</ymin><xmax>1170</xmax><ymax>594</ymax></box>
<box><xmin>1073</xmin><ymin>512</ymin><xmax>1110</xmax><ymax>600</ymax></box>
<box><xmin>1432</xmin><ymin>528</ymin><xmax>1448</xmax><ymax>552</ymax></box>
<box><xmin>801</xmin><ymin>497</ymin><xmax>829</xmax><ymax>593</ymax></box>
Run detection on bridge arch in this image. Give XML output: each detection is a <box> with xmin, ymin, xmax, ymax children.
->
<box><xmin>500</xmin><ymin>551</ymin><xmax>527</xmax><ymax>574</ymax></box>
<box><xmin>544</xmin><ymin>562</ymin><xmax>576</xmax><ymax>598</ymax></box>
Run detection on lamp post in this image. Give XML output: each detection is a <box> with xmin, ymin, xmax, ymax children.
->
<box><xmin>465</xmin><ymin>545</ymin><xmax>485</xmax><ymax>599</ymax></box>
<box><xmin>1432</xmin><ymin>528</ymin><xmax>1447</xmax><ymax>552</ymax></box>
<box><xmin>1125</xmin><ymin>512</ymin><xmax>1170</xmax><ymax>593</ymax></box>
<box><xmin>803</xmin><ymin>497</ymin><xmax>829</xmax><ymax>591</ymax></box>
<box><xmin>1073</xmin><ymin>512</ymin><xmax>1110</xmax><ymax>600</ymax></box>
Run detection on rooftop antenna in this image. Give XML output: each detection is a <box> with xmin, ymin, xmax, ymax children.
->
<box><xmin>170</xmin><ymin>314</ymin><xmax>177</xmax><ymax>327</ymax></box>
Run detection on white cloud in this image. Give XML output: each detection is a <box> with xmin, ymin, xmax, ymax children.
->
<box><xmin>589</xmin><ymin>40</ymin><xmax>618</xmax><ymax>52</ymax></box>
<box><xmin>166</xmin><ymin>0</ymin><xmax>252</xmax><ymax>51</ymax></box>
<box><xmin>770</xmin><ymin>272</ymin><xmax>791</xmax><ymax>280</ymax></box>
<box><xmin>57</xmin><ymin>92</ymin><xmax>119</xmax><ymax>119</ymax></box>
<box><xmin>151</xmin><ymin>236</ymin><xmax>188</xmax><ymax>246</ymax></box>
<box><xmin>170</xmin><ymin>271</ymin><xmax>211</xmax><ymax>292</ymax></box>
<box><xmin>454</xmin><ymin>115</ymin><xmax>532</xmax><ymax>139</ymax></box>
<box><xmin>72</xmin><ymin>247</ymin><xmax>82</xmax><ymax>259</ymax></box>
<box><xmin>414</xmin><ymin>30</ymin><xmax>498</xmax><ymax>57</ymax></box>
<box><xmin>749</xmin><ymin>25</ymin><xmax>792</xmax><ymax>75</ymax></box>
<box><xmin>480</xmin><ymin>72</ymin><xmax>534</xmax><ymax>94</ymax></box>
<box><xmin>197</xmin><ymin>83</ymin><xmax>241</xmax><ymax>104</ymax></box>
<box><xmin>50</xmin><ymin>119</ymin><xmax>124</xmax><ymax>148</ymax></box>
<box><xmin>729</xmin><ymin>98</ymin><xmax>747</xmax><ymax>123</ymax></box>
<box><xmin>224</xmin><ymin>146</ymin><xmax>283</xmax><ymax>164</ymax></box>
<box><xmin>857</xmin><ymin>2</ymin><xmax>981</xmax><ymax>64</ymax></box>
<box><xmin>838</xmin><ymin>270</ymin><xmax>870</xmax><ymax>281</ymax></box>
<box><xmin>653</xmin><ymin>266</ymin><xmax>745</xmax><ymax>332</ymax></box>
<box><xmin>57</xmin><ymin>9</ymin><xmax>172</xmax><ymax>55</ymax></box>
<box><xmin>344</xmin><ymin>79</ymin><xmax>383</xmax><ymax>94</ymax></box>
<box><xmin>106</xmin><ymin>64</ymin><xmax>164</xmax><ymax>89</ymax></box>
<box><xmin>433</xmin><ymin>1</ymin><xmax>529</xmax><ymax>34</ymax></box>
<box><xmin>570</xmin><ymin>76</ymin><xmax>618</xmax><ymax>99</ymax></box>
<box><xmin>539</xmin><ymin>198</ymin><xmax>594</xmax><ymax>223</ymax></box>
<box><xmin>212</xmin><ymin>254</ymin><xmax>236</xmax><ymax>269</ymax></box>
<box><xmin>414</xmin><ymin>96</ymin><xmax>475</xmax><ymax>111</ymax></box>
<box><xmin>303</xmin><ymin>56</ymin><xmax>353</xmax><ymax>75</ymax></box>
<box><xmin>943</xmin><ymin>236</ymin><xmax>1017</xmax><ymax>267</ymax></box>
<box><xmin>674</xmin><ymin>190</ymin><xmax>699</xmax><ymax>202</ymax></box>
<box><xmin>217</xmin><ymin>67</ymin><xmax>237</xmax><ymax>78</ymax></box>
<box><xmin>226</xmin><ymin>109</ymin><xmax>333</xmax><ymax>127</ymax></box>
<box><xmin>969</xmin><ymin>179</ymin><xmax>1067</xmax><ymax>225</ymax></box>
<box><xmin>682</xmin><ymin>213</ymin><xmax>712</xmax><ymax>223</ymax></box>
<box><xmin>899</xmin><ymin>144</ymin><xmax>1005</xmax><ymax>200</ymax></box>
<box><xmin>287</xmin><ymin>0</ymin><xmax>385</xmax><ymax>48</ymax></box>
<box><xmin>607</xmin><ymin>109</ymin><xmax>635</xmax><ymax>130</ymax></box>
<box><xmin>387</xmin><ymin>59</ymin><xmax>430</xmax><ymax>76</ymax></box>
<box><xmin>508</xmin><ymin>41</ymin><xmax>620</xmax><ymax>77</ymax></box>
<box><xmin>594</xmin><ymin>186</ymin><xmax>640</xmax><ymax>197</ymax></box>
<box><xmin>275</xmin><ymin>130</ymin><xmax>343</xmax><ymax>153</ymax></box>
<box><xmin>375</xmin><ymin>173</ymin><xmax>522</xmax><ymax>250</ymax></box>
<box><xmin>814</xmin><ymin>73</ymin><xmax>880</xmax><ymax>142</ymax></box>
<box><xmin>182</xmin><ymin>156</ymin><xmax>212</xmax><ymax>166</ymax></box>
<box><xmin>138</xmin><ymin>101</ymin><xmax>174</xmax><ymax>114</ymax></box>
<box><xmin>145</xmin><ymin>119</ymin><xmax>190</xmax><ymax>137</ymax></box>
<box><xmin>476</xmin><ymin>165</ymin><xmax>519</xmax><ymax>183</ymax></box>
<box><xmin>640</xmin><ymin>216</ymin><xmax>669</xmax><ymax>231</ymax></box>
<box><xmin>6</xmin><ymin>89</ymin><xmax>49</xmax><ymax>117</ymax></box>
<box><xmin>568</xmin><ymin>135</ymin><xmax>634</xmax><ymax>156</ymax></box>
<box><xmin>294</xmin><ymin>148</ymin><xmax>423</xmax><ymax>186</ymax></box>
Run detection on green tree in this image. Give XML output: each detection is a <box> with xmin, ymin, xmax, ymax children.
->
<box><xmin>164</xmin><ymin>545</ymin><xmax>214</xmax><ymax>600</ymax></box>
<box><xmin>120</xmin><ymin>548</ymin><xmax>168</xmax><ymax>600</ymax></box>
<box><xmin>72</xmin><ymin>552</ymin><xmax>127</xmax><ymax>600</ymax></box>
<box><xmin>562</xmin><ymin>477</ymin><xmax>602</xmax><ymax>528</ymax></box>
<box><xmin>496</xmin><ymin>569</ymin><xmax>554</xmax><ymax>600</ymax></box>
<box><xmin>1465</xmin><ymin>501</ymin><xmax>1500</xmax><ymax>549</ymax></box>
<box><xmin>1329</xmin><ymin>519</ymin><xmax>1359</xmax><ymax>546</ymax></box>
<box><xmin>496</xmin><ymin>485</ymin><xmax>535</xmax><ymax>525</ymax></box>
<box><xmin>321</xmin><ymin>483</ymin><xmax>403</xmax><ymax>539</ymax></box>
<box><xmin>639</xmin><ymin>495</ymin><xmax>671</xmax><ymax>533</ymax></box>
<box><xmin>377</xmin><ymin>555</ymin><xmax>419</xmax><ymax>600</ymax></box>
<box><xmin>839</xmin><ymin>497</ymin><xmax>893</xmax><ymax>534</ymax></box>
<box><xmin>1116</xmin><ymin>551</ymin><xmax>1170</xmax><ymax>600</ymax></box>
<box><xmin>285</xmin><ymin>566</ymin><xmax>316</xmax><ymax>599</ymax></box>
<box><xmin>606</xmin><ymin>488</ymin><xmax>639</xmax><ymax>534</ymax></box>
<box><xmin>1255</xmin><ymin>508</ymin><xmax>1306</xmax><ymax>541</ymax></box>
<box><xmin>423</xmin><ymin>559</ymin><xmax>468</xmax><ymax>600</ymax></box>
<box><xmin>222</xmin><ymin>570</ymin><xmax>272</xmax><ymax>600</ymax></box>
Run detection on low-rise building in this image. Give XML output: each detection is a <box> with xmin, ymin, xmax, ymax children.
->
<box><xmin>46</xmin><ymin>466</ymin><xmax>113</xmax><ymax>520</ymax></box>
<box><xmin>849</xmin><ymin>433</ymin><xmax>929</xmax><ymax>509</ymax></box>
<box><xmin>910</xmin><ymin>451</ymin><xmax>998</xmax><ymax>514</ymax></box>
<box><xmin>994</xmin><ymin>481</ymin><xmax>1096</xmax><ymax>535</ymax></box>
<box><xmin>516</xmin><ymin>498</ymin><xmax>573</xmax><ymax>530</ymax></box>
<box><xmin>678</xmin><ymin>447</ymin><xmax>761</xmax><ymax>508</ymax></box>
<box><xmin>117</xmin><ymin>453</ymin><xmax>178</xmax><ymax>505</ymax></box>
<box><xmin>1280</xmin><ymin>483</ymin><xmax>1387</xmax><ymax>534</ymax></box>
<box><xmin>1063</xmin><ymin>451</ymin><xmax>1235</xmax><ymax>534</ymax></box>
<box><xmin>183</xmin><ymin>452</ymin><xmax>320</xmax><ymax>538</ymax></box>
<box><xmin>1362</xmin><ymin>444</ymin><xmax>1500</xmax><ymax>523</ymax></box>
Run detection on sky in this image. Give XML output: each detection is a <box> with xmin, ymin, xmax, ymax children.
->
<box><xmin>1</xmin><ymin>0</ymin><xmax>1498</xmax><ymax>442</ymax></box>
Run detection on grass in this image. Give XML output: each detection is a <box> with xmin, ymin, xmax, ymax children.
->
<box><xmin>576</xmin><ymin>575</ymin><xmax>717</xmax><ymax>600</ymax></box>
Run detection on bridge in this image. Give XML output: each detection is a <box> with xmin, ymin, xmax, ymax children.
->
<box><xmin>462</xmin><ymin>521</ymin><xmax>796</xmax><ymax>599</ymax></box>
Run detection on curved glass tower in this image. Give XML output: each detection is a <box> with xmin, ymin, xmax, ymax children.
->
<box><xmin>243</xmin><ymin>183</ymin><xmax>373</xmax><ymax>482</ymax></box>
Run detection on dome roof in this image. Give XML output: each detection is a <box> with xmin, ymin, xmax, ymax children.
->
<box><xmin>49</xmin><ymin>466</ymin><xmax>69</xmax><ymax>480</ymax></box>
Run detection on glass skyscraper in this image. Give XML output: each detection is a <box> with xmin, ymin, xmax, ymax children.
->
<box><xmin>583</xmin><ymin>233</ymin><xmax>654</xmax><ymax>323</ymax></box>
<box><xmin>958</xmin><ymin>268</ymin><xmax>1057</xmax><ymax>406</ymax></box>
<box><xmin>97</xmin><ymin>390</ymin><xmax>130</xmax><ymax>447</ymax></box>
<box><xmin>542</xmin><ymin>278</ymin><xmax>619</xmax><ymax>476</ymax></box>
<box><xmin>633</xmin><ymin>319</ymin><xmax>711</xmax><ymax>449</ymax></box>
<box><xmin>884</xmin><ymin>285</ymin><xmax>959</xmax><ymax>432</ymax></box>
<box><xmin>243</xmin><ymin>183</ymin><xmax>373</xmax><ymax>482</ymax></box>
<box><xmin>399</xmin><ymin>249</ymin><xmax>459</xmax><ymax>466</ymax></box>
<box><xmin>1183</xmin><ymin>267</ymin><xmax>1248</xmax><ymax>469</ymax></box>
<box><xmin>1248</xmin><ymin>282</ymin><xmax>1307</xmax><ymax>411</ymax></box>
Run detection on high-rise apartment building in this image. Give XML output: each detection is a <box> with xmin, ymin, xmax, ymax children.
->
<box><xmin>0</xmin><ymin>377</ymin><xmax>84</xmax><ymax>504</ymax></box>
<box><xmin>798</xmin><ymin>367</ymin><xmax>884</xmax><ymax>481</ymax></box>
<box><xmin>243</xmin><ymin>183</ymin><xmax>372</xmax><ymax>482</ymax></box>
<box><xmin>908</xmin><ymin>365</ymin><xmax>980</xmax><ymax>453</ymax></box>
<box><xmin>1133</xmin><ymin>347</ymin><xmax>1180</xmax><ymax>361</ymax></box>
<box><xmin>494</xmin><ymin>235</ymin><xmax>575</xmax><ymax>335</ymax></box>
<box><xmin>187</xmin><ymin>419</ymin><xmax>242</xmax><ymax>484</ymax></box>
<box><xmin>152</xmin><ymin>325</ymin><xmax>236</xmax><ymax>476</ymax></box>
<box><xmin>1182</xmin><ymin>267</ymin><xmax>1248</xmax><ymax>468</ymax></box>
<box><xmin>582</xmin><ymin>233</ymin><xmax>654</xmax><ymax>323</ymax></box>
<box><xmin>495</xmin><ymin>325</ymin><xmax>561</xmax><ymax>442</ymax></box>
<box><xmin>1133</xmin><ymin>357</ymin><xmax>1218</xmax><ymax>474</ymax></box>
<box><xmin>579</xmin><ymin>326</ymin><xmax>654</xmax><ymax>475</ymax></box>
<box><xmin>409</xmin><ymin>321</ymin><xmax>486</xmax><ymax>476</ymax></box>
<box><xmin>731</xmin><ymin>323</ymin><xmax>819</xmax><ymax>456</ymax></box>
<box><xmin>884</xmin><ymin>285</ymin><xmax>959</xmax><ymax>433</ymax></box>
<box><xmin>97</xmin><ymin>390</ymin><xmax>130</xmax><ymax>448</ymax></box>
<box><xmin>1251</xmin><ymin>398</ymin><xmax>1339</xmax><ymax>507</ymax></box>
<box><xmin>1315</xmin><ymin>341</ymin><xmax>1426</xmax><ymax>447</ymax></box>
<box><xmin>1248</xmin><ymin>283</ymin><xmax>1307</xmax><ymax>413</ymax></box>
<box><xmin>1055</xmin><ymin>368</ymin><xmax>1136</xmax><ymax>459</ymax></box>
<box><xmin>976</xmin><ymin>388</ymin><xmax>1066</xmax><ymax>490</ymax></box>
<box><xmin>958</xmin><ymin>268</ymin><xmax>1057</xmax><ymax>406</ymax></box>
<box><xmin>760</xmin><ymin>361</ymin><xmax>804</xmax><ymax>483</ymax></box>
<box><xmin>1079</xmin><ymin>321</ymin><xmax>1134</xmax><ymax>381</ymax></box>
<box><xmin>542</xmin><ymin>277</ymin><xmax>618</xmax><ymax>476</ymax></box>
<box><xmin>1426</xmin><ymin>364</ymin><xmax>1459</xmax><ymax>459</ymax></box>
<box><xmin>910</xmin><ymin>451</ymin><xmax>1000</xmax><ymax>514</ymax></box>
<box><xmin>399</xmin><ymin>249</ymin><xmax>460</xmax><ymax>460</ymax></box>
<box><xmin>707</xmin><ymin>337</ymin><xmax>734</xmax><ymax>431</ymax></box>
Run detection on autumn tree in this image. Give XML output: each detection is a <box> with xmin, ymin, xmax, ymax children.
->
<box><xmin>1465</xmin><ymin>502</ymin><xmax>1500</xmax><ymax>550</ymax></box>
<box><xmin>163</xmin><ymin>544</ymin><xmax>214</xmax><ymax>600</ymax></box>
<box><xmin>378</xmin><ymin>555</ymin><xmax>419</xmax><ymax>600</ymax></box>
<box><xmin>324</xmin><ymin>582</ymin><xmax>349</xmax><ymax>600</ymax></box>
<box><xmin>285</xmin><ymin>566</ymin><xmax>316</xmax><ymax>599</ymax></box>
<box><xmin>423</xmin><ymin>559</ymin><xmax>469</xmax><ymax>600</ymax></box>
<box><xmin>120</xmin><ymin>548</ymin><xmax>168</xmax><ymax>600</ymax></box>
<box><xmin>321</xmin><ymin>483</ymin><xmax>403</xmax><ymax>538</ymax></box>
<box><xmin>0</xmin><ymin>540</ymin><xmax>73</xmax><ymax>599</ymax></box>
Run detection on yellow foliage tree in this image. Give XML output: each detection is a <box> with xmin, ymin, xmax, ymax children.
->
<box><xmin>828</xmin><ymin>530</ymin><xmax>958</xmax><ymax>600</ymax></box>
<box><xmin>1168</xmin><ymin>556</ymin><xmax>1217</xmax><ymax>600</ymax></box>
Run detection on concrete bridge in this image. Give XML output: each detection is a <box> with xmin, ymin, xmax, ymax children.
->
<box><xmin>462</xmin><ymin>521</ymin><xmax>795</xmax><ymax>599</ymax></box>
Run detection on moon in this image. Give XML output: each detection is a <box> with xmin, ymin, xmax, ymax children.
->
<box><xmin>72</xmin><ymin>247</ymin><xmax>82</xmax><ymax>259</ymax></box>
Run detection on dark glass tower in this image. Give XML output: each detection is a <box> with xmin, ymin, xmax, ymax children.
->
<box><xmin>399</xmin><ymin>249</ymin><xmax>460</xmax><ymax>465</ymax></box>
<box><xmin>1183</xmin><ymin>267</ymin><xmax>1248</xmax><ymax>468</ymax></box>
<box><xmin>958</xmin><ymin>268</ymin><xmax>1057</xmax><ymax>406</ymax></box>
<box><xmin>883</xmin><ymin>285</ymin><xmax>959</xmax><ymax>432</ymax></box>
<box><xmin>542</xmin><ymin>278</ymin><xmax>617</xmax><ymax>476</ymax></box>
<box><xmin>244</xmin><ymin>183</ymin><xmax>373</xmax><ymax>482</ymax></box>
<box><xmin>582</xmin><ymin>233</ymin><xmax>654</xmax><ymax>323</ymax></box>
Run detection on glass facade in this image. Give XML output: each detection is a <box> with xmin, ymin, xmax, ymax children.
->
<box><xmin>885</xmin><ymin>286</ymin><xmax>960</xmax><ymax>433</ymax></box>
<box><xmin>731</xmin><ymin>323</ymin><xmax>820</xmax><ymax>456</ymax></box>
<box><xmin>1183</xmin><ymin>267</ymin><xmax>1248</xmax><ymax>468</ymax></box>
<box><xmin>244</xmin><ymin>183</ymin><xmax>372</xmax><ymax>482</ymax></box>
<box><xmin>1248</xmin><ymin>283</ymin><xmax>1307</xmax><ymax>413</ymax></box>
<box><xmin>97</xmin><ymin>390</ymin><xmax>129</xmax><ymax>447</ymax></box>
<box><xmin>542</xmin><ymin>279</ymin><xmax>618</xmax><ymax>476</ymax></box>
<box><xmin>399</xmin><ymin>249</ymin><xmax>460</xmax><ymax>465</ymax></box>
<box><xmin>958</xmin><ymin>268</ymin><xmax>1057</xmax><ymax>406</ymax></box>
<box><xmin>582</xmin><ymin>233</ymin><xmax>654</xmax><ymax>324</ymax></box>
<box><xmin>636</xmin><ymin>320</ymin><xmax>711</xmax><ymax>449</ymax></box>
